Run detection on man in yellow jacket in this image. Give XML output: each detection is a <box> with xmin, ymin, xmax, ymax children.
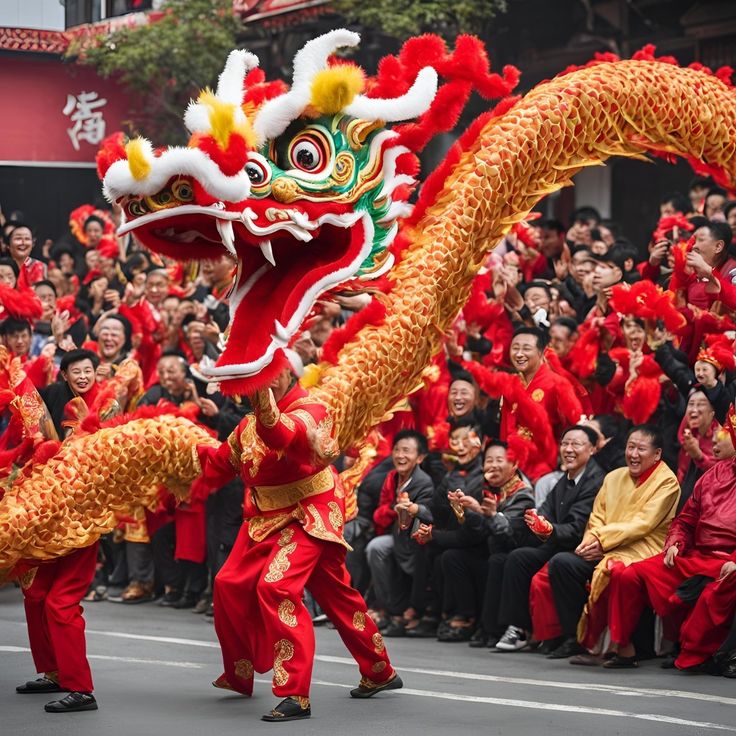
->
<box><xmin>540</xmin><ymin>424</ymin><xmax>681</xmax><ymax>660</ymax></box>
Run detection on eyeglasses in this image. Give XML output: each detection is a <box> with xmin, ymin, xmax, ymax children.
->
<box><xmin>560</xmin><ymin>440</ymin><xmax>589</xmax><ymax>449</ymax></box>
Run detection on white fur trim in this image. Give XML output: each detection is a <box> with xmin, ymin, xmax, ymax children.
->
<box><xmin>103</xmin><ymin>146</ymin><xmax>251</xmax><ymax>202</ymax></box>
<box><xmin>217</xmin><ymin>49</ymin><xmax>259</xmax><ymax>105</ymax></box>
<box><xmin>283</xmin><ymin>348</ymin><xmax>305</xmax><ymax>377</ymax></box>
<box><xmin>344</xmin><ymin>66</ymin><xmax>438</xmax><ymax>122</ymax></box>
<box><xmin>253</xmin><ymin>29</ymin><xmax>360</xmax><ymax>144</ymax></box>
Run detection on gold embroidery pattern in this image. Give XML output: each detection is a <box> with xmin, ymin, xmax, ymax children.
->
<box><xmin>264</xmin><ymin>529</ymin><xmax>297</xmax><ymax>583</ymax></box>
<box><xmin>227</xmin><ymin>430</ymin><xmax>242</xmax><ymax>470</ymax></box>
<box><xmin>248</xmin><ymin>513</ymin><xmax>292</xmax><ymax>542</ymax></box>
<box><xmin>254</xmin><ymin>389</ymin><xmax>279</xmax><ymax>428</ymax></box>
<box><xmin>372</xmin><ymin>632</ymin><xmax>385</xmax><ymax>654</ymax></box>
<box><xmin>238</xmin><ymin>416</ymin><xmax>268</xmax><ymax>478</ymax></box>
<box><xmin>278</xmin><ymin>599</ymin><xmax>298</xmax><ymax>628</ymax></box>
<box><xmin>292</xmin><ymin>408</ymin><xmax>318</xmax><ymax>433</ymax></box>
<box><xmin>253</xmin><ymin>467</ymin><xmax>333</xmax><ymax>512</ymax></box>
<box><xmin>372</xmin><ymin>661</ymin><xmax>387</xmax><ymax>674</ymax></box>
<box><xmin>293</xmin><ymin>696</ymin><xmax>310</xmax><ymax>709</ymax></box>
<box><xmin>306</xmin><ymin>503</ymin><xmax>346</xmax><ymax>547</ymax></box>
<box><xmin>279</xmin><ymin>412</ymin><xmax>296</xmax><ymax>432</ymax></box>
<box><xmin>327</xmin><ymin>501</ymin><xmax>343</xmax><ymax>531</ymax></box>
<box><xmin>273</xmin><ymin>639</ymin><xmax>295</xmax><ymax>687</ymax></box>
<box><xmin>234</xmin><ymin>658</ymin><xmax>254</xmax><ymax>680</ymax></box>
<box><xmin>531</xmin><ymin>388</ymin><xmax>545</xmax><ymax>402</ymax></box>
<box><xmin>18</xmin><ymin>567</ymin><xmax>37</xmax><ymax>590</ymax></box>
<box><xmin>352</xmin><ymin>611</ymin><xmax>366</xmax><ymax>631</ymax></box>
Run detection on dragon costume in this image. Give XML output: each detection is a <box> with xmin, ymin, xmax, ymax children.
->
<box><xmin>2</xmin><ymin>30</ymin><xmax>736</xmax><ymax>576</ymax></box>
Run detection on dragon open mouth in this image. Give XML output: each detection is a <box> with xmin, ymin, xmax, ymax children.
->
<box><xmin>118</xmin><ymin>198</ymin><xmax>374</xmax><ymax>383</ymax></box>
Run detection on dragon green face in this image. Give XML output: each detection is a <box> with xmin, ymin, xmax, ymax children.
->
<box><xmin>247</xmin><ymin>113</ymin><xmax>408</xmax><ymax>276</ymax></box>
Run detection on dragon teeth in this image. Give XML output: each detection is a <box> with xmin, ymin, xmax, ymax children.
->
<box><xmin>260</xmin><ymin>239</ymin><xmax>276</xmax><ymax>266</ymax></box>
<box><xmin>273</xmin><ymin>319</ymin><xmax>290</xmax><ymax>344</ymax></box>
<box><xmin>216</xmin><ymin>219</ymin><xmax>236</xmax><ymax>257</ymax></box>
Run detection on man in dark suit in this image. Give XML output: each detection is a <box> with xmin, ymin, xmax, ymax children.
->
<box><xmin>494</xmin><ymin>425</ymin><xmax>605</xmax><ymax>651</ymax></box>
<box><xmin>365</xmin><ymin>430</ymin><xmax>435</xmax><ymax>635</ymax></box>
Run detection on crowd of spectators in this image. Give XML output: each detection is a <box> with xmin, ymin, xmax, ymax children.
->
<box><xmin>1</xmin><ymin>173</ymin><xmax>735</xmax><ymax>679</ymax></box>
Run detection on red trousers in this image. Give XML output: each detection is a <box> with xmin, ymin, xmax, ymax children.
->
<box><xmin>214</xmin><ymin>523</ymin><xmax>394</xmax><ymax>697</ymax></box>
<box><xmin>529</xmin><ymin>564</ymin><xmax>562</xmax><ymax>641</ymax></box>
<box><xmin>22</xmin><ymin>543</ymin><xmax>98</xmax><ymax>692</ymax></box>
<box><xmin>676</xmin><ymin>572</ymin><xmax>736</xmax><ymax>669</ymax></box>
<box><xmin>609</xmin><ymin>551</ymin><xmax>726</xmax><ymax>647</ymax></box>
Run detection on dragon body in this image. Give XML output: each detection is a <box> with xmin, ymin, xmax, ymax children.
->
<box><xmin>1</xmin><ymin>33</ymin><xmax>735</xmax><ymax>574</ymax></box>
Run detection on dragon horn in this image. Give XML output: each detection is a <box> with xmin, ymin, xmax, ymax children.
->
<box><xmin>253</xmin><ymin>28</ymin><xmax>361</xmax><ymax>143</ymax></box>
<box><xmin>216</xmin><ymin>49</ymin><xmax>259</xmax><ymax>105</ymax></box>
<box><xmin>344</xmin><ymin>67</ymin><xmax>439</xmax><ymax>122</ymax></box>
<box><xmin>184</xmin><ymin>49</ymin><xmax>259</xmax><ymax>136</ymax></box>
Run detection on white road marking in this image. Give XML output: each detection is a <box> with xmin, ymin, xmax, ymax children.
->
<box><xmin>310</xmin><ymin>679</ymin><xmax>736</xmax><ymax>734</ymax></box>
<box><xmin>2</xmin><ymin>645</ymin><xmax>732</xmax><ymax>732</ymax></box>
<box><xmin>316</xmin><ymin>653</ymin><xmax>736</xmax><ymax>707</ymax></box>
<box><xmin>80</xmin><ymin>629</ymin><xmax>736</xmax><ymax>709</ymax></box>
<box><xmin>0</xmin><ymin>646</ymin><xmax>202</xmax><ymax>669</ymax></box>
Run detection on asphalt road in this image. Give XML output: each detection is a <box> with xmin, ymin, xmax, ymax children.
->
<box><xmin>0</xmin><ymin>584</ymin><xmax>734</xmax><ymax>736</ymax></box>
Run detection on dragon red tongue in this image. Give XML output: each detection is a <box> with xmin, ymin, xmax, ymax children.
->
<box><xmin>212</xmin><ymin>218</ymin><xmax>367</xmax><ymax>393</ymax></box>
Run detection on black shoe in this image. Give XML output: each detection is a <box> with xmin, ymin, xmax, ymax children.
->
<box><xmin>547</xmin><ymin>637</ymin><xmax>587</xmax><ymax>660</ymax></box>
<box><xmin>404</xmin><ymin>619</ymin><xmax>439</xmax><ymax>638</ymax></box>
<box><xmin>16</xmin><ymin>677</ymin><xmax>63</xmax><ymax>694</ymax></box>
<box><xmin>602</xmin><ymin>654</ymin><xmax>639</xmax><ymax>669</ymax></box>
<box><xmin>537</xmin><ymin>636</ymin><xmax>565</xmax><ymax>655</ymax></box>
<box><xmin>261</xmin><ymin>696</ymin><xmax>311</xmax><ymax>722</ymax></box>
<box><xmin>350</xmin><ymin>674</ymin><xmax>403</xmax><ymax>698</ymax></box>
<box><xmin>660</xmin><ymin>653</ymin><xmax>677</xmax><ymax>669</ymax></box>
<box><xmin>192</xmin><ymin>596</ymin><xmax>211</xmax><ymax>614</ymax></box>
<box><xmin>381</xmin><ymin>620</ymin><xmax>406</xmax><ymax>637</ymax></box>
<box><xmin>44</xmin><ymin>692</ymin><xmax>98</xmax><ymax>713</ymax></box>
<box><xmin>172</xmin><ymin>592</ymin><xmax>198</xmax><ymax>610</ymax></box>
<box><xmin>720</xmin><ymin>651</ymin><xmax>736</xmax><ymax>678</ymax></box>
<box><xmin>437</xmin><ymin>622</ymin><xmax>475</xmax><ymax>643</ymax></box>
<box><xmin>468</xmin><ymin>629</ymin><xmax>488</xmax><ymax>648</ymax></box>
<box><xmin>157</xmin><ymin>590</ymin><xmax>181</xmax><ymax>607</ymax></box>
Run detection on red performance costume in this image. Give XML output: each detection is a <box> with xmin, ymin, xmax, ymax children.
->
<box><xmin>21</xmin><ymin>544</ymin><xmax>99</xmax><ymax>694</ymax></box>
<box><xmin>192</xmin><ymin>380</ymin><xmax>400</xmax><ymax>718</ymax></box>
<box><xmin>608</xmin><ymin>458</ymin><xmax>736</xmax><ymax>652</ymax></box>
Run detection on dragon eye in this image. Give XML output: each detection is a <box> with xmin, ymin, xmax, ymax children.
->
<box><xmin>245</xmin><ymin>155</ymin><xmax>271</xmax><ymax>188</ymax></box>
<box><xmin>287</xmin><ymin>133</ymin><xmax>328</xmax><ymax>174</ymax></box>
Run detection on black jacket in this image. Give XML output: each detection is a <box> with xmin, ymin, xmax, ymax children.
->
<box><xmin>431</xmin><ymin>456</ymin><xmax>486</xmax><ymax>549</ymax></box>
<box><xmin>465</xmin><ymin>478</ymin><xmax>536</xmax><ymax>553</ymax></box>
<box><xmin>536</xmin><ymin>459</ymin><xmax>605</xmax><ymax>550</ymax></box>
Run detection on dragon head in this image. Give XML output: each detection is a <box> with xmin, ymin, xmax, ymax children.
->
<box><xmin>100</xmin><ymin>30</ymin><xmax>439</xmax><ymax>393</ymax></box>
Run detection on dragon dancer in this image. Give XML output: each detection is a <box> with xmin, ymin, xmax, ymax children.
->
<box><xmin>191</xmin><ymin>350</ymin><xmax>401</xmax><ymax>721</ymax></box>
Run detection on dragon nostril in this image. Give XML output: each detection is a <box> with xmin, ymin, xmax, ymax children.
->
<box><xmin>271</xmin><ymin>178</ymin><xmax>299</xmax><ymax>204</ymax></box>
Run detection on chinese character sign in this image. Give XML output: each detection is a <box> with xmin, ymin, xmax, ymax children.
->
<box><xmin>63</xmin><ymin>91</ymin><xmax>108</xmax><ymax>151</ymax></box>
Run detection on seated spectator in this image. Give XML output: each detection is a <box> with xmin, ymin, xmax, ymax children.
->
<box><xmin>409</xmin><ymin>421</ymin><xmax>486</xmax><ymax>637</ymax></box>
<box><xmin>495</xmin><ymin>425</ymin><xmax>604</xmax><ymax>652</ymax></box>
<box><xmin>441</xmin><ymin>439</ymin><xmax>535</xmax><ymax>646</ymax></box>
<box><xmin>538</xmin><ymin>425</ymin><xmax>680</xmax><ymax>661</ymax></box>
<box><xmin>677</xmin><ymin>389</ymin><xmax>718</xmax><ymax>508</ymax></box>
<box><xmin>605</xmin><ymin>430</ymin><xmax>736</xmax><ymax>669</ymax></box>
<box><xmin>365</xmin><ymin>430</ymin><xmax>434</xmax><ymax>636</ymax></box>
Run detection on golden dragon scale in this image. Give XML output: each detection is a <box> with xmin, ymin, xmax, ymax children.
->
<box><xmin>311</xmin><ymin>60</ymin><xmax>736</xmax><ymax>449</ymax></box>
<box><xmin>1</xmin><ymin>56</ymin><xmax>735</xmax><ymax>575</ymax></box>
<box><xmin>0</xmin><ymin>417</ymin><xmax>216</xmax><ymax>572</ymax></box>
